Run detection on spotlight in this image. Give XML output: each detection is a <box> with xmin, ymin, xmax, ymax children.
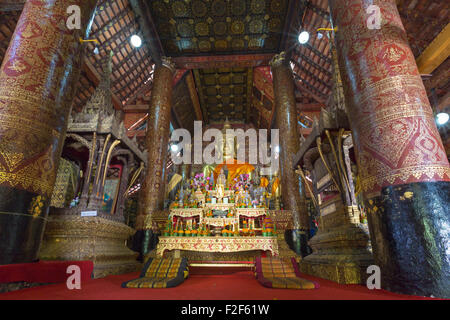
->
<box><xmin>436</xmin><ymin>112</ymin><xmax>449</xmax><ymax>125</ymax></box>
<box><xmin>130</xmin><ymin>35</ymin><xmax>142</xmax><ymax>48</ymax></box>
<box><xmin>298</xmin><ymin>31</ymin><xmax>310</xmax><ymax>44</ymax></box>
<box><xmin>170</xmin><ymin>144</ymin><xmax>179</xmax><ymax>152</ymax></box>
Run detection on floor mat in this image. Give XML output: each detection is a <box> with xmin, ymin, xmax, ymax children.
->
<box><xmin>255</xmin><ymin>257</ymin><xmax>319</xmax><ymax>289</ymax></box>
<box><xmin>121</xmin><ymin>257</ymin><xmax>188</xmax><ymax>288</ymax></box>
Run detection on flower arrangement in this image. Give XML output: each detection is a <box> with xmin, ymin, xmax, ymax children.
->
<box><xmin>232</xmin><ymin>173</ymin><xmax>251</xmax><ymax>191</ymax></box>
<box><xmin>193</xmin><ymin>173</ymin><xmax>207</xmax><ymax>190</ymax></box>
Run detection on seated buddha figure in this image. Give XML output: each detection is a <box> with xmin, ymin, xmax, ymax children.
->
<box><xmin>216</xmin><ymin>168</ymin><xmax>226</xmax><ymax>203</ymax></box>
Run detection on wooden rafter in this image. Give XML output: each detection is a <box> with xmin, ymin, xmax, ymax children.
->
<box><xmin>297</xmin><ymin>103</ymin><xmax>324</xmax><ymax>112</ymax></box>
<box><xmin>281</xmin><ymin>0</ymin><xmax>306</xmax><ymax>58</ymax></box>
<box><xmin>293</xmin><ymin>49</ymin><xmax>332</xmax><ymax>77</ymax></box>
<box><xmin>293</xmin><ymin>62</ymin><xmax>331</xmax><ymax>90</ymax></box>
<box><xmin>123</xmin><ymin>104</ymin><xmax>149</xmax><ymax>113</ymax></box>
<box><xmin>304</xmin><ymin>43</ymin><xmax>332</xmax><ymax>65</ymax></box>
<box><xmin>293</xmin><ymin>75</ymin><xmax>326</xmax><ymax>104</ymax></box>
<box><xmin>416</xmin><ymin>23</ymin><xmax>450</xmax><ymax>74</ymax></box>
<box><xmin>245</xmin><ymin>68</ymin><xmax>254</xmax><ymax>123</ymax></box>
<box><xmin>305</xmin><ymin>0</ymin><xmax>330</xmax><ymax>21</ymax></box>
<box><xmin>185</xmin><ymin>71</ymin><xmax>203</xmax><ymax>121</ymax></box>
<box><xmin>192</xmin><ymin>69</ymin><xmax>209</xmax><ymax>123</ymax></box>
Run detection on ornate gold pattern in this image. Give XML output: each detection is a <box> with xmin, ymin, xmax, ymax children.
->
<box><xmin>150</xmin><ymin>0</ymin><xmax>289</xmax><ymax>56</ymax></box>
<box><xmin>329</xmin><ymin>0</ymin><xmax>450</xmax><ymax>193</ymax></box>
<box><xmin>157</xmin><ymin>236</ymin><xmax>279</xmax><ymax>257</ymax></box>
<box><xmin>271</xmin><ymin>55</ymin><xmax>308</xmax><ymax>229</ymax></box>
<box><xmin>0</xmin><ymin>0</ymin><xmax>97</xmax><ymax>196</ymax></box>
<box><xmin>137</xmin><ymin>63</ymin><xmax>174</xmax><ymax>229</ymax></box>
<box><xmin>39</xmin><ymin>215</ymin><xmax>141</xmax><ymax>278</ymax></box>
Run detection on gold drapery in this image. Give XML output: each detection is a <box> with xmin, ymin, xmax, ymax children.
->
<box><xmin>260</xmin><ymin>177</ymin><xmax>269</xmax><ymax>188</ymax></box>
<box><xmin>271</xmin><ymin>177</ymin><xmax>280</xmax><ymax>194</ymax></box>
<box><xmin>213</xmin><ymin>160</ymin><xmax>255</xmax><ymax>187</ymax></box>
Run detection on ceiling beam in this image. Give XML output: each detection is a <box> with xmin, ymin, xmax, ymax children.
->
<box><xmin>172</xmin><ymin>53</ymin><xmax>274</xmax><ymax>69</ymax></box>
<box><xmin>305</xmin><ymin>0</ymin><xmax>330</xmax><ymax>21</ymax></box>
<box><xmin>185</xmin><ymin>71</ymin><xmax>203</xmax><ymax>121</ymax></box>
<box><xmin>82</xmin><ymin>58</ymin><xmax>123</xmax><ymax>110</ymax></box>
<box><xmin>436</xmin><ymin>91</ymin><xmax>450</xmax><ymax>112</ymax></box>
<box><xmin>297</xmin><ymin>103</ymin><xmax>325</xmax><ymax>112</ymax></box>
<box><xmin>129</xmin><ymin>0</ymin><xmax>164</xmax><ymax>66</ymax></box>
<box><xmin>124</xmin><ymin>77</ymin><xmax>153</xmax><ymax>105</ymax></box>
<box><xmin>192</xmin><ymin>69</ymin><xmax>209</xmax><ymax>123</ymax></box>
<box><xmin>293</xmin><ymin>49</ymin><xmax>332</xmax><ymax>77</ymax></box>
<box><xmin>423</xmin><ymin>58</ymin><xmax>450</xmax><ymax>93</ymax></box>
<box><xmin>123</xmin><ymin>104</ymin><xmax>149</xmax><ymax>113</ymax></box>
<box><xmin>416</xmin><ymin>23</ymin><xmax>450</xmax><ymax>74</ymax></box>
<box><xmin>292</xmin><ymin>61</ymin><xmax>331</xmax><ymax>90</ymax></box>
<box><xmin>305</xmin><ymin>43</ymin><xmax>332</xmax><ymax>65</ymax></box>
<box><xmin>281</xmin><ymin>0</ymin><xmax>306</xmax><ymax>59</ymax></box>
<box><xmin>0</xmin><ymin>0</ymin><xmax>25</xmax><ymax>11</ymax></box>
<box><xmin>293</xmin><ymin>76</ymin><xmax>326</xmax><ymax>104</ymax></box>
<box><xmin>245</xmin><ymin>68</ymin><xmax>254</xmax><ymax>123</ymax></box>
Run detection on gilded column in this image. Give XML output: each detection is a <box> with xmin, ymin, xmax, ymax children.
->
<box><xmin>0</xmin><ymin>0</ymin><xmax>97</xmax><ymax>264</ymax></box>
<box><xmin>329</xmin><ymin>0</ymin><xmax>450</xmax><ymax>297</ymax></box>
<box><xmin>270</xmin><ymin>52</ymin><xmax>310</xmax><ymax>257</ymax></box>
<box><xmin>136</xmin><ymin>57</ymin><xmax>175</xmax><ymax>233</ymax></box>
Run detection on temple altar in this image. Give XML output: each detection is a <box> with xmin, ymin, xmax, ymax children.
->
<box><xmin>157</xmin><ymin>237</ymin><xmax>279</xmax><ymax>257</ymax></box>
<box><xmin>153</xmin><ymin>152</ymin><xmax>290</xmax><ymax>260</ymax></box>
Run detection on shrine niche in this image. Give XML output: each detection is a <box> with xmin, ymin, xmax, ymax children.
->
<box><xmin>39</xmin><ymin>52</ymin><xmax>147</xmax><ymax>278</ymax></box>
<box><xmin>144</xmin><ymin>120</ymin><xmax>297</xmax><ymax>263</ymax></box>
<box><xmin>293</xmin><ymin>45</ymin><xmax>373</xmax><ymax>284</ymax></box>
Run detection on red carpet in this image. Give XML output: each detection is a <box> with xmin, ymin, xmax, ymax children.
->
<box><xmin>0</xmin><ymin>261</ymin><xmax>93</xmax><ymax>284</ymax></box>
<box><xmin>0</xmin><ymin>271</ymin><xmax>435</xmax><ymax>300</ymax></box>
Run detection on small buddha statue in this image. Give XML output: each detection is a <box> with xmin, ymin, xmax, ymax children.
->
<box><xmin>216</xmin><ymin>167</ymin><xmax>226</xmax><ymax>203</ymax></box>
<box><xmin>236</xmin><ymin>185</ymin><xmax>246</xmax><ymax>205</ymax></box>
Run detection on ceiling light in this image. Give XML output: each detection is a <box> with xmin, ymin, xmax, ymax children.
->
<box><xmin>298</xmin><ymin>31</ymin><xmax>310</xmax><ymax>44</ymax></box>
<box><xmin>436</xmin><ymin>112</ymin><xmax>449</xmax><ymax>125</ymax></box>
<box><xmin>130</xmin><ymin>35</ymin><xmax>142</xmax><ymax>48</ymax></box>
<box><xmin>170</xmin><ymin>144</ymin><xmax>179</xmax><ymax>152</ymax></box>
<box><xmin>317</xmin><ymin>32</ymin><xmax>323</xmax><ymax>39</ymax></box>
<box><xmin>274</xmin><ymin>145</ymin><xmax>280</xmax><ymax>153</ymax></box>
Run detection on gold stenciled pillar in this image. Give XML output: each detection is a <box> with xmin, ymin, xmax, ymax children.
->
<box><xmin>270</xmin><ymin>52</ymin><xmax>309</xmax><ymax>256</ymax></box>
<box><xmin>136</xmin><ymin>57</ymin><xmax>175</xmax><ymax>232</ymax></box>
<box><xmin>0</xmin><ymin>0</ymin><xmax>97</xmax><ymax>264</ymax></box>
<box><xmin>329</xmin><ymin>0</ymin><xmax>450</xmax><ymax>297</ymax></box>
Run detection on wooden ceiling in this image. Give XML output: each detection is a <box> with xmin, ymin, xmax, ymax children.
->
<box><xmin>193</xmin><ymin>67</ymin><xmax>253</xmax><ymax>122</ymax></box>
<box><xmin>0</xmin><ymin>0</ymin><xmax>448</xmax><ymax>145</ymax></box>
<box><xmin>148</xmin><ymin>0</ymin><xmax>290</xmax><ymax>56</ymax></box>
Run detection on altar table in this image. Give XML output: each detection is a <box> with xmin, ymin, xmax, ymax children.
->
<box><xmin>156</xmin><ymin>236</ymin><xmax>279</xmax><ymax>257</ymax></box>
